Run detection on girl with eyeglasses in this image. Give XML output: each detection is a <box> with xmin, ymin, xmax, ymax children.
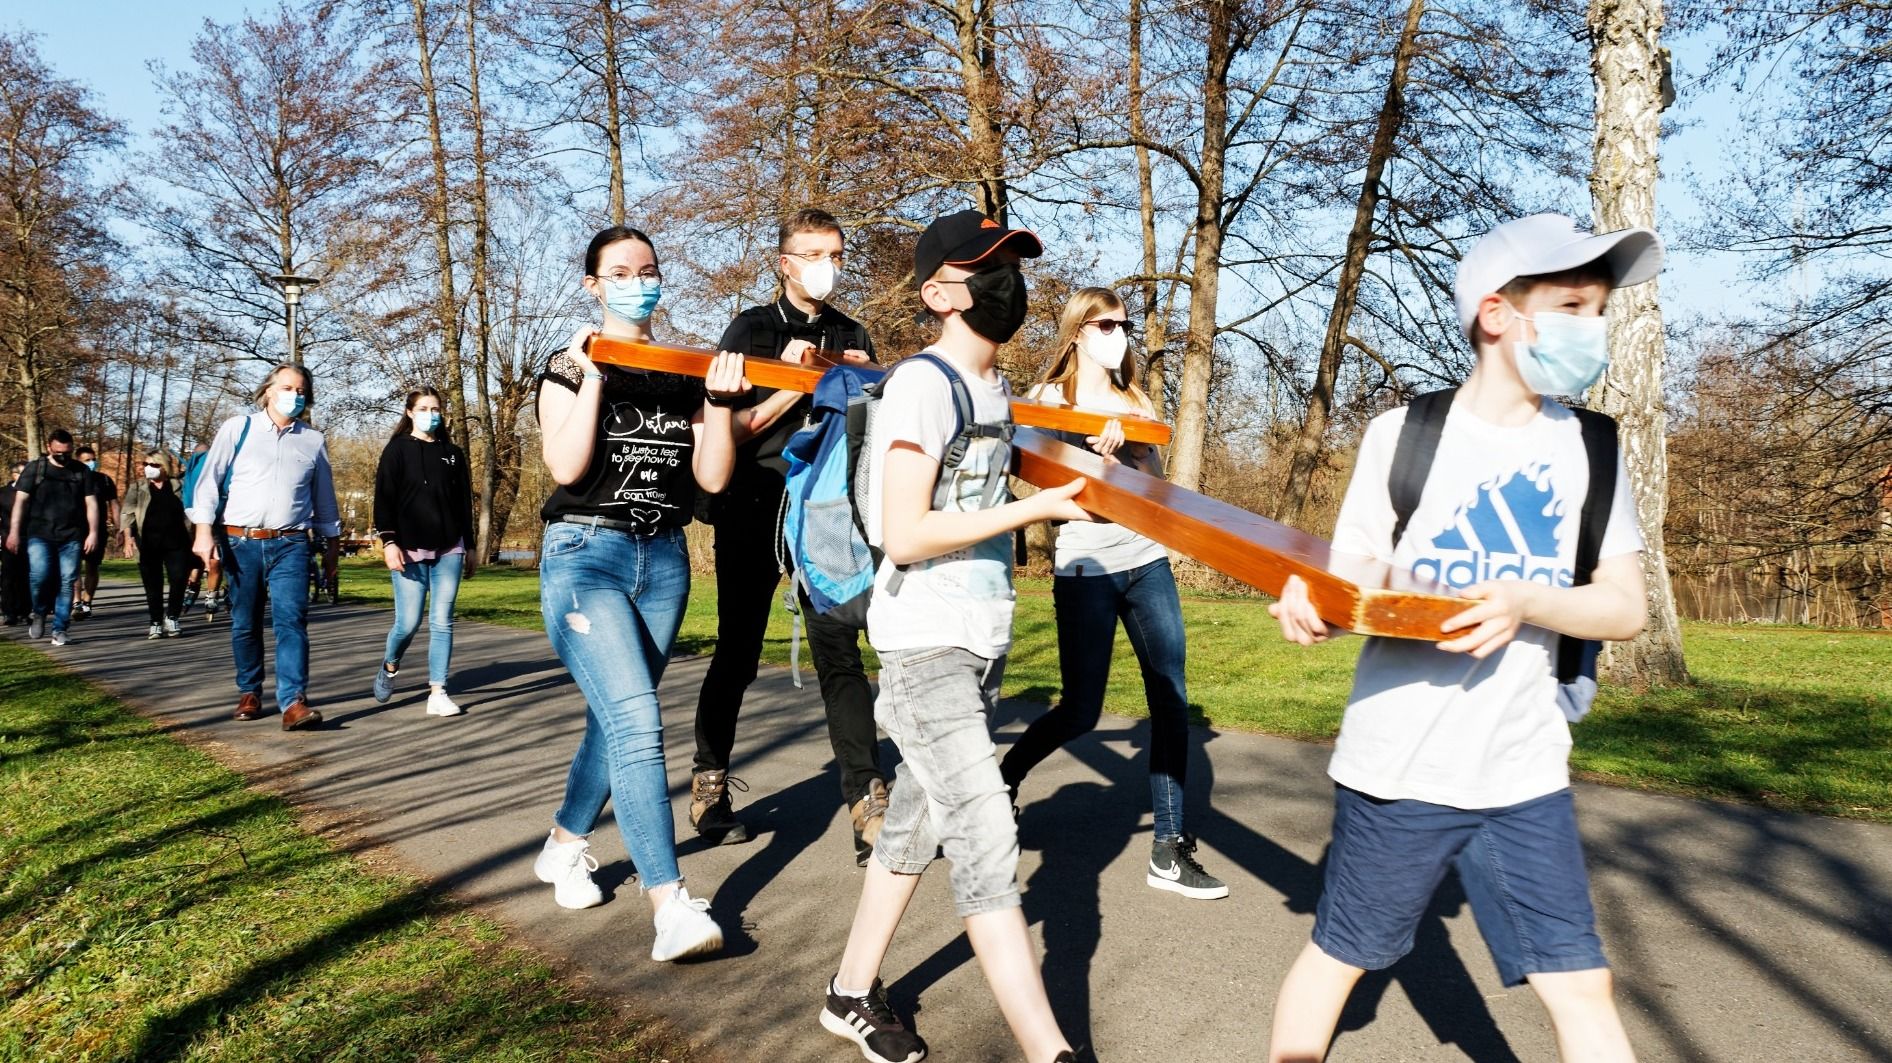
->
<box><xmin>371</xmin><ymin>386</ymin><xmax>474</xmax><ymax>717</ymax></box>
<box><xmin>529</xmin><ymin>224</ymin><xmax>750</xmax><ymax>963</ymax></box>
<box><xmin>1001</xmin><ymin>286</ymin><xmax>1229</xmax><ymax>900</ymax></box>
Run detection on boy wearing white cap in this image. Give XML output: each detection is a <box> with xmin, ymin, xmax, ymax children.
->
<box><xmin>1264</xmin><ymin>214</ymin><xmax>1662</xmax><ymax>1062</ymax></box>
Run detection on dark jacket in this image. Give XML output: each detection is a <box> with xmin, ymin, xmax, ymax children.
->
<box><xmin>717</xmin><ymin>295</ymin><xmax>876</xmax><ymax>475</ymax></box>
<box><xmin>373</xmin><ymin>434</ymin><xmax>473</xmax><ymax>553</ymax></box>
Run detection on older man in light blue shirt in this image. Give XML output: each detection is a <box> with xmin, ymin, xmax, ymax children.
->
<box><xmin>190</xmin><ymin>364</ymin><xmax>342</xmax><ymax>731</ymax></box>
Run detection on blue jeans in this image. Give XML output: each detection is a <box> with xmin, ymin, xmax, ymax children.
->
<box><xmin>384</xmin><ymin>552</ymin><xmax>464</xmax><ymax>686</ymax></box>
<box><xmin>26</xmin><ymin>538</ymin><xmax>82</xmax><ymax>632</ymax></box>
<box><xmin>224</xmin><ymin>534</ymin><xmax>311</xmax><ymax>707</ymax></box>
<box><xmin>540</xmin><ymin>522</ymin><xmax>689</xmax><ymax>891</ymax></box>
<box><xmin>26</xmin><ymin>537</ymin><xmax>83</xmax><ymax>627</ymax></box>
<box><xmin>1001</xmin><ymin>558</ymin><xmax>1191</xmax><ymax>838</ymax></box>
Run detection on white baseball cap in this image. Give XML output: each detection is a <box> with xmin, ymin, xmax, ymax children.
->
<box><xmin>1453</xmin><ymin>213</ymin><xmax>1664</xmax><ymax>336</ymax></box>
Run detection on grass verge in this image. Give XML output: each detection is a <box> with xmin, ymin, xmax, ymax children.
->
<box><xmin>0</xmin><ymin>637</ymin><xmax>683</xmax><ymax>1063</ymax></box>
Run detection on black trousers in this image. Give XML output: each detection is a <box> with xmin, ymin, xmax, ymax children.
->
<box><xmin>691</xmin><ymin>474</ymin><xmax>883</xmax><ymax>805</ymax></box>
<box><xmin>0</xmin><ymin>545</ymin><xmax>27</xmax><ymax>620</ymax></box>
<box><xmin>139</xmin><ymin>546</ymin><xmax>191</xmax><ymax>622</ymax></box>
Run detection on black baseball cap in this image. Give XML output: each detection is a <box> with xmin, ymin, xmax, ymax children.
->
<box><xmin>912</xmin><ymin>209</ymin><xmax>1044</xmax><ymax>289</ymax></box>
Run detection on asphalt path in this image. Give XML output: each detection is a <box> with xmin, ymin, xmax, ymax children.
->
<box><xmin>16</xmin><ymin>581</ymin><xmax>1892</xmax><ymax>1061</ymax></box>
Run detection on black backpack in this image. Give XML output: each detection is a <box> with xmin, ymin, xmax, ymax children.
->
<box><xmin>1388</xmin><ymin>388</ymin><xmax>1619</xmax><ymax>721</ymax></box>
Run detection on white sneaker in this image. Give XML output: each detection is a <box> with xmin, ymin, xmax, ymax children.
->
<box><xmin>49</xmin><ymin>631</ymin><xmax>69</xmax><ymax>647</ymax></box>
<box><xmin>27</xmin><ymin>615</ymin><xmax>43</xmax><ymax>639</ymax></box>
<box><xmin>533</xmin><ymin>831</ymin><xmax>603</xmax><ymax>909</ymax></box>
<box><xmin>163</xmin><ymin>617</ymin><xmax>181</xmax><ymax>638</ymax></box>
<box><xmin>650</xmin><ymin>885</ymin><xmax>722</xmax><ymax>962</ymax></box>
<box><xmin>425</xmin><ymin>691</ymin><xmax>464</xmax><ymax>717</ymax></box>
<box><xmin>147</xmin><ymin>623</ymin><xmax>163</xmax><ymax>640</ymax></box>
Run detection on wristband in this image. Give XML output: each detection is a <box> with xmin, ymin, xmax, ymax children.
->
<box><xmin>703</xmin><ymin>388</ymin><xmax>742</xmax><ymax>408</ymax></box>
<box><xmin>582</xmin><ymin>370</ymin><xmax>604</xmax><ymax>382</ymax></box>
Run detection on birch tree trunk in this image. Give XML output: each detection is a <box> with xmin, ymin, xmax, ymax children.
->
<box><xmin>1280</xmin><ymin>0</ymin><xmax>1425</xmax><ymax>526</ymax></box>
<box><xmin>410</xmin><ymin>0</ymin><xmax>469</xmax><ymax>451</ymax></box>
<box><xmin>1588</xmin><ymin>0</ymin><xmax>1688</xmax><ymax>686</ymax></box>
<box><xmin>1167</xmin><ymin>0</ymin><xmax>1234</xmax><ymax>495</ymax></box>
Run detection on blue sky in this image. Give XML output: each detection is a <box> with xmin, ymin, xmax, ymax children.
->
<box><xmin>10</xmin><ymin>1</ymin><xmax>1761</xmax><ymax>329</ymax></box>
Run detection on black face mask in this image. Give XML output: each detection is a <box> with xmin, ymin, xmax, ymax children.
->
<box><xmin>959</xmin><ymin>263</ymin><xmax>1029</xmax><ymax>344</ymax></box>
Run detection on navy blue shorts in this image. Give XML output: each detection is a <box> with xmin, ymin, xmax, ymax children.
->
<box><xmin>1313</xmin><ymin>785</ymin><xmax>1608</xmax><ymax>987</ymax></box>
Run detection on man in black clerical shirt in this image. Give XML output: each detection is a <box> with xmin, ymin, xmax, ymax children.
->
<box><xmin>689</xmin><ymin>208</ymin><xmax>892</xmax><ymax>865</ymax></box>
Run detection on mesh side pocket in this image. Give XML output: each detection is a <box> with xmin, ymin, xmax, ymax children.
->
<box><xmin>803</xmin><ymin>497</ymin><xmax>873</xmax><ymax>588</ymax></box>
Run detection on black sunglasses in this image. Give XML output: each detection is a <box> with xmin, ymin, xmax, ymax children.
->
<box><xmin>1086</xmin><ymin>318</ymin><xmax>1136</xmax><ymax>335</ymax></box>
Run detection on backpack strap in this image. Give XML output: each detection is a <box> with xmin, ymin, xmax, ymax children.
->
<box><xmin>1559</xmin><ymin>407</ymin><xmax>1619</xmax><ymax>681</ymax></box>
<box><xmin>1388</xmin><ymin>387</ymin><xmax>1457</xmax><ymax>550</ymax></box>
<box><xmin>901</xmin><ymin>352</ymin><xmax>1015</xmax><ymax>509</ymax></box>
<box><xmin>215</xmin><ymin>414</ymin><xmax>254</xmax><ymax>526</ymax></box>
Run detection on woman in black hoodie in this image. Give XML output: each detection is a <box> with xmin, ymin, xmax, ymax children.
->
<box><xmin>371</xmin><ymin>387</ymin><xmax>475</xmax><ymax>716</ymax></box>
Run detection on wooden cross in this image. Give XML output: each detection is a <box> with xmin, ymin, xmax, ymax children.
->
<box><xmin>587</xmin><ymin>335</ymin><xmax>1463</xmax><ymax>640</ymax></box>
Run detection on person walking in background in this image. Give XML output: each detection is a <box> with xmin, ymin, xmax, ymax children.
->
<box><xmin>120</xmin><ymin>449</ymin><xmax>192</xmax><ymax>639</ymax></box>
<box><xmin>188</xmin><ymin>364</ymin><xmax>342</xmax><ymax>731</ymax></box>
<box><xmin>529</xmin><ymin>224</ymin><xmax>746</xmax><ymax>963</ymax></box>
<box><xmin>71</xmin><ymin>444</ymin><xmax>118</xmax><ymax>621</ymax></box>
<box><xmin>0</xmin><ymin>460</ymin><xmax>29</xmax><ymax>626</ymax></box>
<box><xmin>1000</xmin><ymin>286</ymin><xmax>1228</xmax><ymax>902</ymax></box>
<box><xmin>179</xmin><ymin>441</ymin><xmax>225</xmax><ymax>620</ymax></box>
<box><xmin>371</xmin><ymin>386</ymin><xmax>475</xmax><ymax>717</ymax></box>
<box><xmin>6</xmin><ymin>430</ymin><xmax>99</xmax><ymax>646</ymax></box>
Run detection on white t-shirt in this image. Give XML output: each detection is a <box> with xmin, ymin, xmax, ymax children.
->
<box><xmin>1326</xmin><ymin>398</ymin><xmax>1643</xmax><ymax>809</ymax></box>
<box><xmin>864</xmin><ymin>354</ymin><xmax>1016</xmax><ymax>658</ymax></box>
<box><xmin>1026</xmin><ymin>384</ymin><xmax>1168</xmax><ymax>578</ymax></box>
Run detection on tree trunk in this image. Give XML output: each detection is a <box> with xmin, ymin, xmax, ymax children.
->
<box><xmin>599</xmin><ymin>0</ymin><xmax>627</xmax><ymax>225</ymax></box>
<box><xmin>465</xmin><ymin>0</ymin><xmax>500</xmax><ymax>565</ymax></box>
<box><xmin>410</xmin><ymin>0</ymin><xmax>470</xmax><ymax>452</ymax></box>
<box><xmin>952</xmin><ymin>0</ymin><xmax>1008</xmax><ymax>219</ymax></box>
<box><xmin>16</xmin><ymin>345</ymin><xmax>42</xmax><ymax>457</ymax></box>
<box><xmin>1280</xmin><ymin>0</ymin><xmax>1425</xmax><ymax>527</ymax></box>
<box><xmin>1167</xmin><ymin>0</ymin><xmax>1234</xmax><ymax>496</ymax></box>
<box><xmin>1129</xmin><ymin>0</ymin><xmax>1165</xmax><ymax>417</ymax></box>
<box><xmin>1588</xmin><ymin>0</ymin><xmax>1687</xmax><ymax>686</ymax></box>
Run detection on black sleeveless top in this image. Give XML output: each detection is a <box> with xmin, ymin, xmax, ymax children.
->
<box><xmin>536</xmin><ymin>351</ymin><xmax>701</xmax><ymax>532</ymax></box>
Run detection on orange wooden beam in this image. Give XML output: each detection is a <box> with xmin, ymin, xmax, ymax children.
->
<box><xmin>587</xmin><ymin>335</ymin><xmax>1173</xmax><ymax>446</ymax></box>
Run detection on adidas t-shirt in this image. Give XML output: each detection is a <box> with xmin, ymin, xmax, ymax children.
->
<box><xmin>863</xmin><ymin>355</ymin><xmax>1016</xmax><ymax>659</ymax></box>
<box><xmin>1326</xmin><ymin>398</ymin><xmax>1642</xmax><ymax>810</ymax></box>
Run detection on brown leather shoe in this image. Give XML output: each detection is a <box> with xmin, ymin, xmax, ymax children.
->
<box><xmin>280</xmin><ymin>697</ymin><xmax>323</xmax><ymax>731</ymax></box>
<box><xmin>233</xmin><ymin>692</ymin><xmax>263</xmax><ymax>721</ymax></box>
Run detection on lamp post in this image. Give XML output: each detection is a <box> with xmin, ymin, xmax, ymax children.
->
<box><xmin>270</xmin><ymin>273</ymin><xmax>321</xmax><ymax>366</ymax></box>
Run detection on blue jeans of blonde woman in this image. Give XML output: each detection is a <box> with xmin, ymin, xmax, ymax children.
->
<box><xmin>383</xmin><ymin>551</ymin><xmax>464</xmax><ymax>686</ymax></box>
<box><xmin>539</xmin><ymin>522</ymin><xmax>689</xmax><ymax>890</ymax></box>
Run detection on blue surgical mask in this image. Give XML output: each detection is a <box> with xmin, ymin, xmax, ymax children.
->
<box><xmin>274</xmin><ymin>391</ymin><xmax>308</xmax><ymax>418</ymax></box>
<box><xmin>602</xmin><ymin>276</ymin><xmax>661</xmax><ymax>323</ymax></box>
<box><xmin>413</xmin><ymin>411</ymin><xmax>442</xmax><ymax>434</ymax></box>
<box><xmin>1513</xmin><ymin>309</ymin><xmax>1610</xmax><ymax>397</ymax></box>
<box><xmin>83</xmin><ymin>459</ymin><xmax>98</xmax><ymax>471</ymax></box>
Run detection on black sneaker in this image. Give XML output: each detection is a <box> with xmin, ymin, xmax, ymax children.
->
<box><xmin>820</xmin><ymin>979</ymin><xmax>926</xmax><ymax>1063</ymax></box>
<box><xmin>1053</xmin><ymin>1047</ymin><xmax>1099</xmax><ymax>1062</ymax></box>
<box><xmin>1147</xmin><ymin>834</ymin><xmax>1229</xmax><ymax>899</ymax></box>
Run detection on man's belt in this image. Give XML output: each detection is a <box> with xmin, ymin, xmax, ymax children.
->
<box><xmin>224</xmin><ymin>525</ymin><xmax>310</xmax><ymax>540</ymax></box>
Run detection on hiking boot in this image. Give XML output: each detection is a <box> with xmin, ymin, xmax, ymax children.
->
<box><xmin>689</xmin><ymin>770</ymin><xmax>751</xmax><ymax>845</ymax></box>
<box><xmin>232</xmin><ymin>692</ymin><xmax>264</xmax><ymax>721</ymax></box>
<box><xmin>820</xmin><ymin>978</ymin><xmax>926</xmax><ymax>1063</ymax></box>
<box><xmin>1147</xmin><ymin>834</ymin><xmax>1228</xmax><ymax>900</ymax></box>
<box><xmin>650</xmin><ymin>885</ymin><xmax>722</xmax><ymax>962</ymax></box>
<box><xmin>373</xmin><ymin>663</ymin><xmax>397</xmax><ymax>703</ymax></box>
<box><xmin>850</xmin><ymin>778</ymin><xmax>890</xmax><ymax>866</ymax></box>
<box><xmin>533</xmin><ymin>830</ymin><xmax>603</xmax><ymax>909</ymax></box>
<box><xmin>281</xmin><ymin>697</ymin><xmax>323</xmax><ymax>731</ymax></box>
<box><xmin>425</xmin><ymin>691</ymin><xmax>464</xmax><ymax>717</ymax></box>
<box><xmin>27</xmin><ymin>615</ymin><xmax>43</xmax><ymax>639</ymax></box>
<box><xmin>147</xmin><ymin>623</ymin><xmax>163</xmax><ymax>640</ymax></box>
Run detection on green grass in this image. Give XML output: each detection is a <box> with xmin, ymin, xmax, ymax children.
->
<box><xmin>105</xmin><ymin>557</ymin><xmax>1892</xmax><ymax>822</ymax></box>
<box><xmin>0</xmin><ymin>638</ymin><xmax>682</xmax><ymax>1063</ymax></box>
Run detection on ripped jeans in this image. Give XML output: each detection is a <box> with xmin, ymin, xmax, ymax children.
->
<box><xmin>539</xmin><ymin>521</ymin><xmax>689</xmax><ymax>890</ymax></box>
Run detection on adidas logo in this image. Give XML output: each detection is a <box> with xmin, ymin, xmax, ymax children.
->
<box><xmin>1412</xmin><ymin>464</ymin><xmax>1574</xmax><ymax>589</ymax></box>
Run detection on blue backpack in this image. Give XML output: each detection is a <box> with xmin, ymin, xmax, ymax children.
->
<box><xmin>775</xmin><ymin>353</ymin><xmax>1013</xmax><ymax>680</ymax></box>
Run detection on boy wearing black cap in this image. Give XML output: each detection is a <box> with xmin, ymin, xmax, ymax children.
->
<box><xmin>818</xmin><ymin>210</ymin><xmax>1091</xmax><ymax>1063</ymax></box>
<box><xmin>1265</xmin><ymin>214</ymin><xmax>1662</xmax><ymax>1062</ymax></box>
